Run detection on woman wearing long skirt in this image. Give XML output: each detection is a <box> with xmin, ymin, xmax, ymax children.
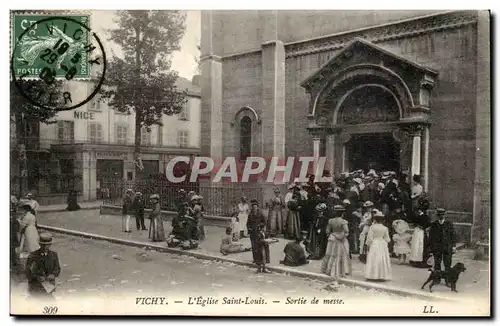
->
<box><xmin>18</xmin><ymin>202</ymin><xmax>40</xmax><ymax>256</ymax></box>
<box><xmin>409</xmin><ymin>197</ymin><xmax>432</xmax><ymax>268</ymax></box>
<box><xmin>237</xmin><ymin>197</ymin><xmax>250</xmax><ymax>238</ymax></box>
<box><xmin>321</xmin><ymin>205</ymin><xmax>351</xmax><ymax>281</ymax></box>
<box><xmin>149</xmin><ymin>194</ymin><xmax>165</xmax><ymax>242</ymax></box>
<box><xmin>364</xmin><ymin>211</ymin><xmax>392</xmax><ymax>281</ymax></box>
<box><xmin>193</xmin><ymin>204</ymin><xmax>205</xmax><ymax>241</ymax></box>
<box><xmin>267</xmin><ymin>188</ymin><xmax>285</xmax><ymax>236</ymax></box>
<box><xmin>359</xmin><ymin>201</ymin><xmax>374</xmax><ymax>261</ymax></box>
<box><xmin>285</xmin><ymin>193</ymin><xmax>302</xmax><ymax>240</ymax></box>
<box><xmin>306</xmin><ymin>203</ymin><xmax>328</xmax><ymax>260</ymax></box>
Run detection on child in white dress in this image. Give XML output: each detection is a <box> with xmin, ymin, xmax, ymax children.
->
<box><xmin>392</xmin><ymin>219</ymin><xmax>411</xmax><ymax>264</ymax></box>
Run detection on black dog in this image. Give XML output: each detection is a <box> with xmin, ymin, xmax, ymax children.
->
<box><xmin>421</xmin><ymin>262</ymin><xmax>466</xmax><ymax>293</ymax></box>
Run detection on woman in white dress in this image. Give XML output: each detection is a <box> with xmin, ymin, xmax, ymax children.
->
<box><xmin>364</xmin><ymin>210</ymin><xmax>392</xmax><ymax>281</ymax></box>
<box><xmin>237</xmin><ymin>197</ymin><xmax>250</xmax><ymax>238</ymax></box>
<box><xmin>18</xmin><ymin>202</ymin><xmax>40</xmax><ymax>256</ymax></box>
<box><xmin>408</xmin><ymin>198</ymin><xmax>432</xmax><ymax>268</ymax></box>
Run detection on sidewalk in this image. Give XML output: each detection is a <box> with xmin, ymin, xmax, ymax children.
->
<box><xmin>37</xmin><ymin>209</ymin><xmax>490</xmax><ymax>301</ymax></box>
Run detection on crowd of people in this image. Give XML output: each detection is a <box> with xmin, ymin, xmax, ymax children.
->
<box><xmin>10</xmin><ymin>167</ymin><xmax>459</xmax><ymax>297</ymax></box>
<box><xmin>121</xmin><ymin>189</ymin><xmax>209</xmax><ymax>250</ymax></box>
<box><xmin>119</xmin><ymin>168</ymin><xmax>458</xmax><ymax>282</ymax></box>
<box><xmin>229</xmin><ymin>169</ymin><xmax>457</xmax><ymax>284</ymax></box>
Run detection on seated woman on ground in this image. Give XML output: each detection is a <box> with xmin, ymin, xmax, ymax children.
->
<box><xmin>220</xmin><ymin>227</ymin><xmax>251</xmax><ymax>256</ymax></box>
<box><xmin>280</xmin><ymin>232</ymin><xmax>309</xmax><ymax>267</ymax></box>
<box><xmin>179</xmin><ymin>212</ymin><xmax>199</xmax><ymax>250</ymax></box>
<box><xmin>166</xmin><ymin>204</ymin><xmax>189</xmax><ymax>248</ymax></box>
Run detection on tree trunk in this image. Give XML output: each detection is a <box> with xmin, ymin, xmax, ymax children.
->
<box><xmin>134</xmin><ymin>111</ymin><xmax>142</xmax><ymax>158</ymax></box>
<box><xmin>14</xmin><ymin>112</ymin><xmax>27</xmax><ymax>197</ymax></box>
<box><xmin>134</xmin><ymin>25</ymin><xmax>142</xmax><ymax>172</ymax></box>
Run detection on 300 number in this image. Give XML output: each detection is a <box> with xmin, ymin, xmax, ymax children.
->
<box><xmin>43</xmin><ymin>306</ymin><xmax>58</xmax><ymax>315</ymax></box>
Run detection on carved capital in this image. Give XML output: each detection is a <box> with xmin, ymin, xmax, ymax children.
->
<box><xmin>402</xmin><ymin>124</ymin><xmax>424</xmax><ymax>137</ymax></box>
<box><xmin>420</xmin><ymin>74</ymin><xmax>436</xmax><ymax>90</ymax></box>
<box><xmin>392</xmin><ymin>130</ymin><xmax>404</xmax><ymax>143</ymax></box>
<box><xmin>338</xmin><ymin>132</ymin><xmax>352</xmax><ymax>144</ymax></box>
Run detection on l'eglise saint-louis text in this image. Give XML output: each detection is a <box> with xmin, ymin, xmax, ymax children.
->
<box><xmin>188</xmin><ymin>296</ymin><xmax>266</xmax><ymax>307</ymax></box>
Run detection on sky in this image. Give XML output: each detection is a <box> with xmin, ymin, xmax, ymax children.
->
<box><xmin>91</xmin><ymin>10</ymin><xmax>201</xmax><ymax>81</ymax></box>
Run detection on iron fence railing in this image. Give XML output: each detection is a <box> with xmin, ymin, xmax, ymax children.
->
<box><xmin>100</xmin><ymin>180</ymin><xmax>263</xmax><ymax>217</ymax></box>
<box><xmin>10</xmin><ymin>175</ymin><xmax>80</xmax><ymax>195</ymax></box>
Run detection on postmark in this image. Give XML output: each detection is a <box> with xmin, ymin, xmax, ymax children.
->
<box><xmin>10</xmin><ymin>12</ymin><xmax>106</xmax><ymax>111</ymax></box>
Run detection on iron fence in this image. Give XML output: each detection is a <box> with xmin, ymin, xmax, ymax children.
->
<box><xmin>101</xmin><ymin>179</ymin><xmax>263</xmax><ymax>216</ymax></box>
<box><xmin>10</xmin><ymin>175</ymin><xmax>80</xmax><ymax>196</ymax></box>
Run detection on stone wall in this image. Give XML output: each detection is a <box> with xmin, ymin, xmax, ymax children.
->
<box><xmin>210</xmin><ymin>10</ymin><xmax>443</xmax><ymax>57</ymax></box>
<box><xmin>221</xmin><ymin>54</ymin><xmax>263</xmax><ymax>159</ymax></box>
<box><xmin>207</xmin><ymin>11</ymin><xmax>487</xmax><ymax>216</ymax></box>
<box><xmin>282</xmin><ymin>20</ymin><xmax>478</xmax><ymax>212</ymax></box>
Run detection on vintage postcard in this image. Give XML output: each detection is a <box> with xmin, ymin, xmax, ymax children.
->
<box><xmin>9</xmin><ymin>9</ymin><xmax>491</xmax><ymax>316</ymax></box>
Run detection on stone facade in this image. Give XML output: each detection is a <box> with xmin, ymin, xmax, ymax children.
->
<box><xmin>200</xmin><ymin>10</ymin><xmax>490</xmax><ymax>243</ymax></box>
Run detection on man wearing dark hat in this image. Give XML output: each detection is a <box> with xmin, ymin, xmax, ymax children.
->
<box><xmin>133</xmin><ymin>192</ymin><xmax>147</xmax><ymax>231</ymax></box>
<box><xmin>175</xmin><ymin>189</ymin><xmax>187</xmax><ymax>211</ymax></box>
<box><xmin>428</xmin><ymin>208</ymin><xmax>457</xmax><ymax>275</ymax></box>
<box><xmin>25</xmin><ymin>233</ymin><xmax>61</xmax><ymax>299</ymax></box>
<box><xmin>247</xmin><ymin>199</ymin><xmax>266</xmax><ymax>264</ymax></box>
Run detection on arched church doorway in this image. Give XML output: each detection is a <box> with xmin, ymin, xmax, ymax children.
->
<box><xmin>338</xmin><ymin>85</ymin><xmax>401</xmax><ymax>173</ymax></box>
<box><xmin>347</xmin><ymin>133</ymin><xmax>400</xmax><ymax>172</ymax></box>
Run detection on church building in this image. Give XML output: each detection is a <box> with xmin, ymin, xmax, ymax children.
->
<box><xmin>199</xmin><ymin>10</ymin><xmax>490</xmax><ymax>243</ymax></box>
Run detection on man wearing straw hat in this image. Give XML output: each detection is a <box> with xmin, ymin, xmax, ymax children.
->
<box><xmin>25</xmin><ymin>233</ymin><xmax>61</xmax><ymax>299</ymax></box>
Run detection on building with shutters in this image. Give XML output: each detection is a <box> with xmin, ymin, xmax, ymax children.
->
<box><xmin>11</xmin><ymin>76</ymin><xmax>201</xmax><ymax>203</ymax></box>
<box><xmin>200</xmin><ymin>10</ymin><xmax>490</xmax><ymax>242</ymax></box>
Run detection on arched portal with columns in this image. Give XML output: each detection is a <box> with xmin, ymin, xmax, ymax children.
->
<box><xmin>301</xmin><ymin>38</ymin><xmax>438</xmax><ymax>190</ymax></box>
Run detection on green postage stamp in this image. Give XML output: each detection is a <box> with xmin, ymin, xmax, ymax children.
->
<box><xmin>11</xmin><ymin>12</ymin><xmax>91</xmax><ymax>79</ymax></box>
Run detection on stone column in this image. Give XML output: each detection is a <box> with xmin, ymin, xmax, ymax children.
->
<box><xmin>200</xmin><ymin>11</ymin><xmax>223</xmax><ymax>176</ymax></box>
<box><xmin>260</xmin><ymin>10</ymin><xmax>285</xmax><ymax>200</ymax></box>
<box><xmin>422</xmin><ymin>126</ymin><xmax>430</xmax><ymax>192</ymax></box>
<box><xmin>338</xmin><ymin>133</ymin><xmax>351</xmax><ymax>173</ymax></box>
<box><xmin>313</xmin><ymin>136</ymin><xmax>321</xmax><ymax>174</ymax></box>
<box><xmin>325</xmin><ymin>134</ymin><xmax>335</xmax><ymax>174</ymax></box>
<box><xmin>260</xmin><ymin>39</ymin><xmax>286</xmax><ymax>159</ymax></box>
<box><xmin>472</xmin><ymin>11</ymin><xmax>491</xmax><ymax>244</ymax></box>
<box><xmin>82</xmin><ymin>152</ymin><xmax>96</xmax><ymax>201</ymax></box>
<box><xmin>407</xmin><ymin>125</ymin><xmax>422</xmax><ymax>178</ymax></box>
